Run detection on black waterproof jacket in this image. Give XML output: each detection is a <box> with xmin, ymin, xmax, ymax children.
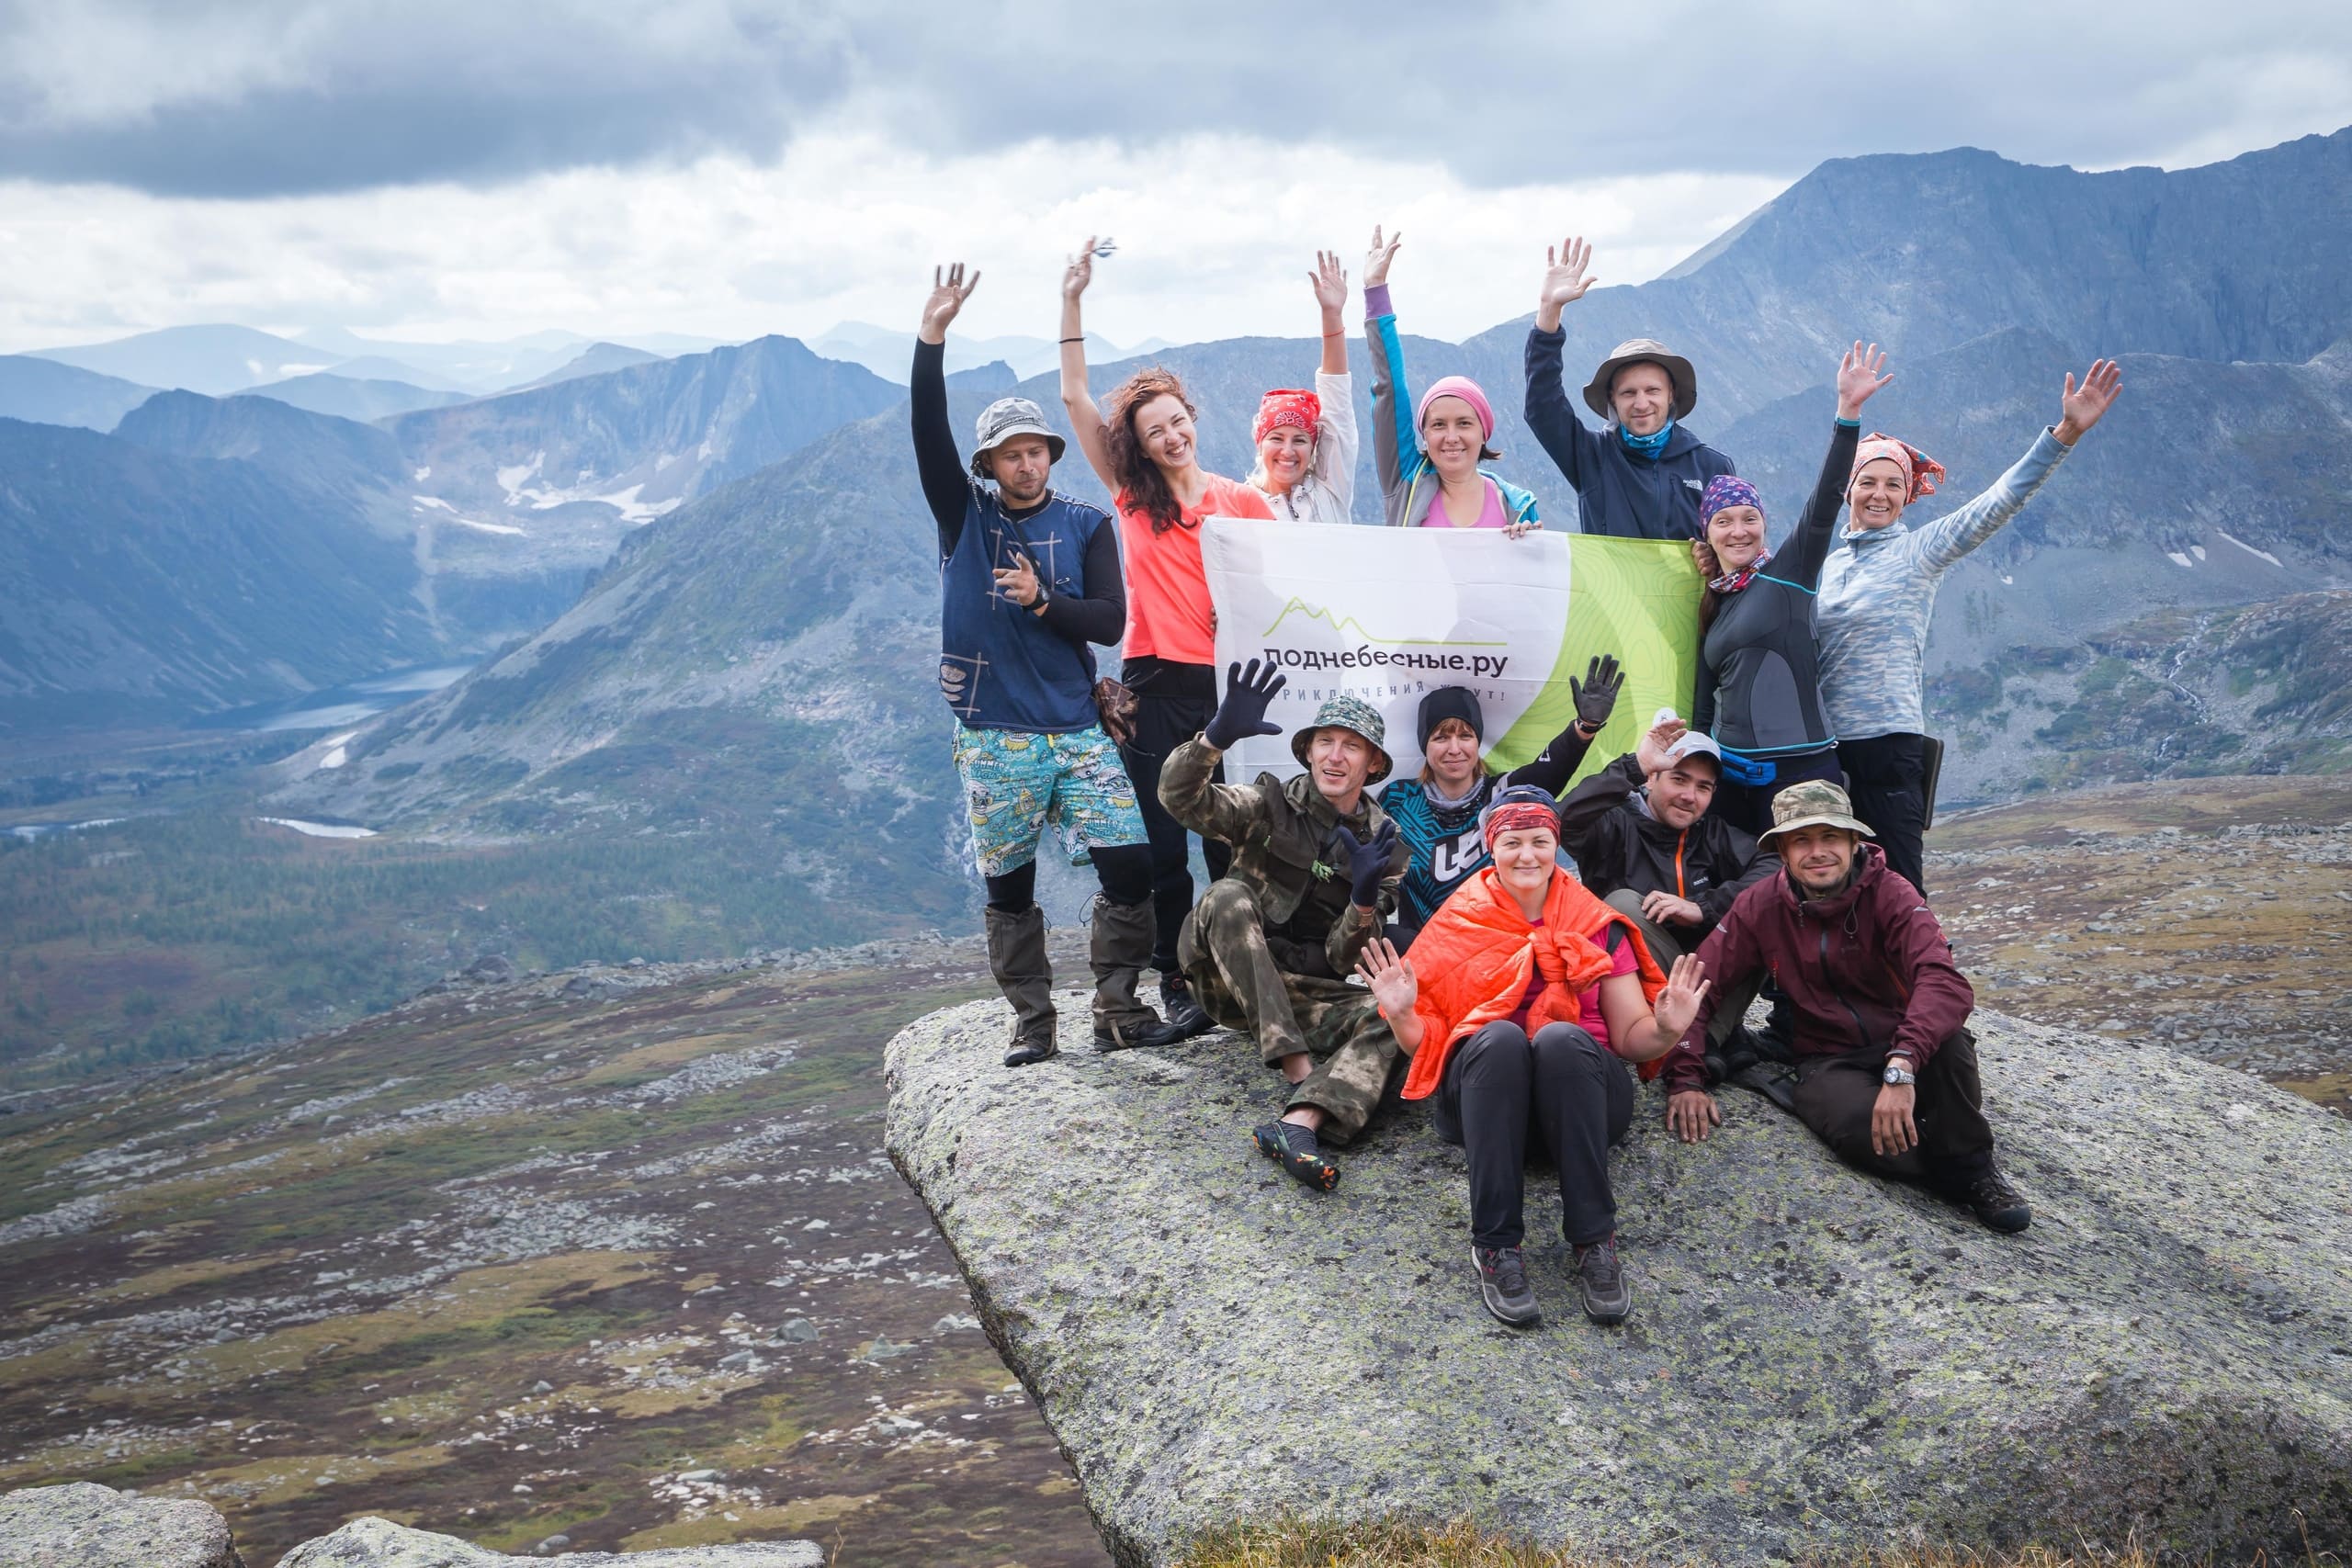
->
<box><xmin>1555</xmin><ymin>752</ymin><xmax>1774</xmax><ymax>937</ymax></box>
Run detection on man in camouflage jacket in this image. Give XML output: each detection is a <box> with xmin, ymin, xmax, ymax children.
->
<box><xmin>1159</xmin><ymin>662</ymin><xmax>1409</xmax><ymax>1191</ymax></box>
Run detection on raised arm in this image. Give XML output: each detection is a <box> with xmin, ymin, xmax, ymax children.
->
<box><xmin>1307</xmin><ymin>251</ymin><xmax>1361</xmax><ymax>515</ymax></box>
<box><xmin>1913</xmin><ymin>358</ymin><xmax>2120</xmax><ymax>579</ymax></box>
<box><xmin>1781</xmin><ymin>343</ymin><xmax>1886</xmax><ymax>589</ymax></box>
<box><xmin>1057</xmin><ymin>237</ymin><xmax>1118</xmax><ymax>492</ymax></box>
<box><xmin>912</xmin><ymin>263</ymin><xmax>980</xmax><ymax>551</ymax></box>
<box><xmin>1504</xmin><ymin>654</ymin><xmax>1621</xmax><ymax>794</ymax></box>
<box><xmin>1523</xmin><ymin>236</ymin><xmax>1605</xmax><ymax>495</ymax></box>
<box><xmin>1361</xmin><ymin>225</ymin><xmax>1416</xmax><ymax>515</ymax></box>
<box><xmin>1312</xmin><ymin>249</ymin><xmax>1348</xmax><ymax>377</ymax></box>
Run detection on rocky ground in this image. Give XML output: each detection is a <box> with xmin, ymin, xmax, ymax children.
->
<box><xmin>2</xmin><ymin>775</ymin><xmax>2345</xmax><ymax>1567</ymax></box>
<box><xmin>0</xmin><ymin>936</ymin><xmax>1110</xmax><ymax>1566</ymax></box>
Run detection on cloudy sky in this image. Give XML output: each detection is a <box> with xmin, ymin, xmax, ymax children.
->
<box><xmin>1</xmin><ymin>0</ymin><xmax>2346</xmax><ymax>354</ymax></box>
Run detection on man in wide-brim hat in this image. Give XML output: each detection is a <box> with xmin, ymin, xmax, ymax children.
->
<box><xmin>1159</xmin><ymin>662</ymin><xmax>1410</xmax><ymax>1194</ymax></box>
<box><xmin>1651</xmin><ymin>779</ymin><xmax>2034</xmax><ymax>1234</ymax></box>
<box><xmin>1519</xmin><ymin>235</ymin><xmax>1740</xmax><ymax>541</ymax></box>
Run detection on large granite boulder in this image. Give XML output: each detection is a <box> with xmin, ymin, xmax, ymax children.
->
<box><xmin>277</xmin><ymin>1517</ymin><xmax>823</xmax><ymax>1565</ymax></box>
<box><xmin>0</xmin><ymin>1483</ymin><xmax>244</xmax><ymax>1568</ymax></box>
<box><xmin>885</xmin><ymin>999</ymin><xmax>2352</xmax><ymax>1566</ymax></box>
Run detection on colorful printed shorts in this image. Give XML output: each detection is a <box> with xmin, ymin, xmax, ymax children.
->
<box><xmin>952</xmin><ymin>723</ymin><xmax>1148</xmax><ymax>876</ymax></box>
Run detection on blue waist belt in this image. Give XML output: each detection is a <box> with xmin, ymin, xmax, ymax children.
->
<box><xmin>1714</xmin><ymin>746</ymin><xmax>1777</xmax><ymax>787</ymax></box>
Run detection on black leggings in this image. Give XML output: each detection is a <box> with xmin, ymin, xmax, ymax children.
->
<box><xmin>983</xmin><ymin>842</ymin><xmax>1154</xmax><ymax>914</ymax></box>
<box><xmin>1430</xmin><ymin>1021</ymin><xmax>1634</xmax><ymax>1249</ymax></box>
<box><xmin>1117</xmin><ymin>658</ymin><xmax>1235</xmax><ymax>974</ymax></box>
<box><xmin>1838</xmin><ymin>733</ymin><xmax>1930</xmax><ymax>895</ymax></box>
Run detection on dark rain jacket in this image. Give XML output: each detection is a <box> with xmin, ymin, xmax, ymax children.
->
<box><xmin>1662</xmin><ymin>844</ymin><xmax>1973</xmax><ymax>1095</ymax></box>
<box><xmin>1522</xmin><ymin>325</ymin><xmax>1736</xmax><ymax>540</ymax></box>
<box><xmin>1554</xmin><ymin>752</ymin><xmax>1774</xmax><ymax>937</ymax></box>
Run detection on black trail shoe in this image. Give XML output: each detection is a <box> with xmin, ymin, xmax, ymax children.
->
<box><xmin>1091</xmin><ymin>1014</ymin><xmax>1188</xmax><ymax>1054</ymax></box>
<box><xmin>1159</xmin><ymin>976</ymin><xmax>1216</xmax><ymax>1040</ymax></box>
<box><xmin>1473</xmin><ymin>1245</ymin><xmax>1540</xmax><ymax>1327</ymax></box>
<box><xmin>1250</xmin><ymin>1120</ymin><xmax>1340</xmax><ymax>1191</ymax></box>
<box><xmin>1958</xmin><ymin>1165</ymin><xmax>2032</xmax><ymax>1233</ymax></box>
<box><xmin>1573</xmin><ymin>1236</ymin><xmax>1632</xmax><ymax>1324</ymax></box>
<box><xmin>1002</xmin><ymin>1032</ymin><xmax>1058</xmax><ymax>1068</ymax></box>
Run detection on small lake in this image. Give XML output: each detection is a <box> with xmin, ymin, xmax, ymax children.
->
<box><xmin>194</xmin><ymin>662</ymin><xmax>475</xmax><ymax>734</ymax></box>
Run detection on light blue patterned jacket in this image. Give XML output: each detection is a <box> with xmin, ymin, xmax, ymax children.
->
<box><xmin>1816</xmin><ymin>428</ymin><xmax>2074</xmax><ymax>740</ymax></box>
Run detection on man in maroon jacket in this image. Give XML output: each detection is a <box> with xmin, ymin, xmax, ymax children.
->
<box><xmin>1658</xmin><ymin>780</ymin><xmax>2031</xmax><ymax>1232</ymax></box>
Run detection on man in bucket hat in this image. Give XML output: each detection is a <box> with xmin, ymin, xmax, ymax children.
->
<box><xmin>914</xmin><ymin>262</ymin><xmax>1187</xmax><ymax>1067</ymax></box>
<box><xmin>1520</xmin><ymin>235</ymin><xmax>1738</xmax><ymax>540</ymax></box>
<box><xmin>1159</xmin><ymin>661</ymin><xmax>1410</xmax><ymax>1191</ymax></box>
<box><xmin>1653</xmin><ymin>779</ymin><xmax>2032</xmax><ymax>1233</ymax></box>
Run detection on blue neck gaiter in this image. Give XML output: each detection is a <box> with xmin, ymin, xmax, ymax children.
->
<box><xmin>1619</xmin><ymin>418</ymin><xmax>1675</xmax><ymax>457</ymax></box>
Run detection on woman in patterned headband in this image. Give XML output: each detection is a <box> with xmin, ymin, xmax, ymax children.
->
<box><xmin>1816</xmin><ymin>358</ymin><xmax>2122</xmax><ymax>896</ymax></box>
<box><xmin>1689</xmin><ymin>343</ymin><xmax>1891</xmax><ymax>838</ymax></box>
<box><xmin>1243</xmin><ymin>251</ymin><xmax>1360</xmax><ymax>522</ymax></box>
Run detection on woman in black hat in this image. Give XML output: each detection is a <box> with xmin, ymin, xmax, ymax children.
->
<box><xmin>1376</xmin><ymin>658</ymin><xmax>1623</xmax><ymax>946</ymax></box>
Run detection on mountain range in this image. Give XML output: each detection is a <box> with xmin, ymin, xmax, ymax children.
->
<box><xmin>266</xmin><ymin>128</ymin><xmax>2352</xmax><ymax>934</ymax></box>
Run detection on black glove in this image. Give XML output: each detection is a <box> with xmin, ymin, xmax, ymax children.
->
<box><xmin>1568</xmin><ymin>653</ymin><xmax>1623</xmax><ymax>729</ymax></box>
<box><xmin>1204</xmin><ymin>659</ymin><xmax>1286</xmax><ymax>750</ymax></box>
<box><xmin>1328</xmin><ymin>819</ymin><xmax>1399</xmax><ymax>908</ymax></box>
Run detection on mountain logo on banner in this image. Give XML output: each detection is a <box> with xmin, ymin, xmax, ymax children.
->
<box><xmin>1261</xmin><ymin>596</ymin><xmax>1507</xmax><ymax>648</ymax></box>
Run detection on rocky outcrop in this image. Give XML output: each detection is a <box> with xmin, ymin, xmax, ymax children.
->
<box><xmin>0</xmin><ymin>1483</ymin><xmax>244</xmax><ymax>1567</ymax></box>
<box><xmin>0</xmin><ymin>1488</ymin><xmax>821</xmax><ymax>1568</ymax></box>
<box><xmin>885</xmin><ymin>1000</ymin><xmax>2352</xmax><ymax>1566</ymax></box>
<box><xmin>277</xmin><ymin>1516</ymin><xmax>822</xmax><ymax>1565</ymax></box>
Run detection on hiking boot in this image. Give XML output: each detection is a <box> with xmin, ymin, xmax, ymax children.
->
<box><xmin>1159</xmin><ymin>974</ymin><xmax>1216</xmax><ymax>1040</ymax></box>
<box><xmin>985</xmin><ymin>904</ymin><xmax>1057</xmax><ymax>1068</ymax></box>
<box><xmin>1954</xmin><ymin>1165</ymin><xmax>2032</xmax><ymax>1233</ymax></box>
<box><xmin>1089</xmin><ymin>896</ymin><xmax>1184</xmax><ymax>1053</ymax></box>
<box><xmin>1250</xmin><ymin>1119</ymin><xmax>1340</xmax><ymax>1191</ymax></box>
<box><xmin>1472</xmin><ymin>1245</ymin><xmax>1540</xmax><ymax>1327</ymax></box>
<box><xmin>1573</xmin><ymin>1236</ymin><xmax>1632</xmax><ymax>1324</ymax></box>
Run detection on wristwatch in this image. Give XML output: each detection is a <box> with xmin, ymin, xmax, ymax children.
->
<box><xmin>1882</xmin><ymin>1056</ymin><xmax>1917</xmax><ymax>1087</ymax></box>
<box><xmin>1028</xmin><ymin>586</ymin><xmax>1051</xmax><ymax>615</ymax></box>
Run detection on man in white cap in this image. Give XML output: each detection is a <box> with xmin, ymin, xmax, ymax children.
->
<box><xmin>1520</xmin><ymin>236</ymin><xmax>1738</xmax><ymax>539</ymax></box>
<box><xmin>1555</xmin><ymin>710</ymin><xmax>1773</xmax><ymax>1065</ymax></box>
<box><xmin>914</xmin><ymin>262</ymin><xmax>1184</xmax><ymax>1066</ymax></box>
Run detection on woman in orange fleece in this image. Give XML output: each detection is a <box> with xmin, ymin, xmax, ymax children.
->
<box><xmin>1357</xmin><ymin>784</ymin><xmax>1709</xmax><ymax>1328</ymax></box>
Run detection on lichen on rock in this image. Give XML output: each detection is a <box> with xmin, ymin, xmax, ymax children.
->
<box><xmin>884</xmin><ymin>999</ymin><xmax>2352</xmax><ymax>1566</ymax></box>
<box><xmin>0</xmin><ymin>1482</ymin><xmax>245</xmax><ymax>1568</ymax></box>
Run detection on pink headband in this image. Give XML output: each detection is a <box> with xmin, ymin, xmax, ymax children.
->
<box><xmin>1850</xmin><ymin>434</ymin><xmax>1946</xmax><ymax>502</ymax></box>
<box><xmin>1417</xmin><ymin>376</ymin><xmax>1495</xmax><ymax>443</ymax></box>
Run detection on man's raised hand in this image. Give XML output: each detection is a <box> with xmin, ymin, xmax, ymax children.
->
<box><xmin>1835</xmin><ymin>341</ymin><xmax>1892</xmax><ymax>421</ymax></box>
<box><xmin>1310</xmin><ymin>250</ymin><xmax>1349</xmax><ymax>311</ymax></box>
<box><xmin>920</xmin><ymin>263</ymin><xmax>979</xmax><ymax>345</ymax></box>
<box><xmin>1202</xmin><ymin>658</ymin><xmax>1287</xmax><ymax>750</ymax></box>
<box><xmin>2054</xmin><ymin>358</ymin><xmax>2122</xmax><ymax>445</ymax></box>
<box><xmin>1355</xmin><ymin>935</ymin><xmax>1419</xmax><ymax>1020</ymax></box>
<box><xmin>1536</xmin><ymin>235</ymin><xmax>1598</xmax><ymax>330</ymax></box>
<box><xmin>1364</xmin><ymin>225</ymin><xmax>1403</xmax><ymax>289</ymax></box>
<box><xmin>1636</xmin><ymin>710</ymin><xmax>1688</xmax><ymax>775</ymax></box>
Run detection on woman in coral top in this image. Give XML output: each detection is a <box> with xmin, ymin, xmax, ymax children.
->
<box><xmin>1059</xmin><ymin>236</ymin><xmax>1275</xmax><ymax>1039</ymax></box>
<box><xmin>1357</xmin><ymin>786</ymin><xmax>1709</xmax><ymax>1329</ymax></box>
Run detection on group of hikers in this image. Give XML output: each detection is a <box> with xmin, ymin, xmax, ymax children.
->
<box><xmin>912</xmin><ymin>230</ymin><xmax>2123</xmax><ymax>1328</ymax></box>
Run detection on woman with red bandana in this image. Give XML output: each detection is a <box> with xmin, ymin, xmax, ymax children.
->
<box><xmin>1357</xmin><ymin>784</ymin><xmax>1709</xmax><ymax>1327</ymax></box>
<box><xmin>1244</xmin><ymin>251</ymin><xmax>1359</xmax><ymax>523</ymax></box>
<box><xmin>1816</xmin><ymin>359</ymin><xmax>2122</xmax><ymax>895</ymax></box>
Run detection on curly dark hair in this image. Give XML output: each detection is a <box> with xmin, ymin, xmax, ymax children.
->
<box><xmin>1102</xmin><ymin>367</ymin><xmax>1197</xmax><ymax>535</ymax></box>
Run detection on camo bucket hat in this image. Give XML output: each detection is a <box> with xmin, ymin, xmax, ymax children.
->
<box><xmin>969</xmin><ymin>396</ymin><xmax>1067</xmax><ymax>479</ymax></box>
<box><xmin>1292</xmin><ymin>694</ymin><xmax>1393</xmax><ymax>784</ymax></box>
<box><xmin>1757</xmin><ymin>779</ymin><xmax>1876</xmax><ymax>845</ymax></box>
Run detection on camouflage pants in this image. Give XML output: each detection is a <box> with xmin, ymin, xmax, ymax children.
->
<box><xmin>1178</xmin><ymin>879</ymin><xmax>1400</xmax><ymax>1145</ymax></box>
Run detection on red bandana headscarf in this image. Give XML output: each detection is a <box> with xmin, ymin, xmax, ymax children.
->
<box><xmin>1850</xmin><ymin>434</ymin><xmax>1947</xmax><ymax>503</ymax></box>
<box><xmin>1481</xmin><ymin>785</ymin><xmax>1561</xmax><ymax>851</ymax></box>
<box><xmin>1254</xmin><ymin>389</ymin><xmax>1321</xmax><ymax>445</ymax></box>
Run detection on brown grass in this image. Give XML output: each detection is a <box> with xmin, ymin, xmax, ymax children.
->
<box><xmin>1173</xmin><ymin>1517</ymin><xmax>2340</xmax><ymax>1568</ymax></box>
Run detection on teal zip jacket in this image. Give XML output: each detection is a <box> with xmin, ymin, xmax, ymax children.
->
<box><xmin>1363</xmin><ymin>285</ymin><xmax>1540</xmax><ymax>530</ymax></box>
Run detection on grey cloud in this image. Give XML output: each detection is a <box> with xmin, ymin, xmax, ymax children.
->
<box><xmin>1</xmin><ymin>0</ymin><xmax>2346</xmax><ymax>196</ymax></box>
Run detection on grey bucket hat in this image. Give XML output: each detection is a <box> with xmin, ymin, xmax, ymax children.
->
<box><xmin>1291</xmin><ymin>694</ymin><xmax>1393</xmax><ymax>784</ymax></box>
<box><xmin>969</xmin><ymin>397</ymin><xmax>1066</xmax><ymax>479</ymax></box>
<box><xmin>1583</xmin><ymin>338</ymin><xmax>1700</xmax><ymax>422</ymax></box>
<box><xmin>1756</xmin><ymin>779</ymin><xmax>1877</xmax><ymax>846</ymax></box>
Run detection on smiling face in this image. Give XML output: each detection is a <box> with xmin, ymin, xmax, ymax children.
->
<box><xmin>1306</xmin><ymin>728</ymin><xmax>1374</xmax><ymax>809</ymax></box>
<box><xmin>984</xmin><ymin>434</ymin><xmax>1055</xmax><ymax>508</ymax></box>
<box><xmin>1257</xmin><ymin>425</ymin><xmax>1314</xmax><ymax>492</ymax></box>
<box><xmin>1777</xmin><ymin>823</ymin><xmax>1860</xmax><ymax>896</ymax></box>
<box><xmin>1645</xmin><ymin>756</ymin><xmax>1718</xmax><ymax>829</ymax></box>
<box><xmin>1489</xmin><ymin>824</ymin><xmax>1559</xmax><ymax>908</ymax></box>
<box><xmin>1705</xmin><ymin>502</ymin><xmax>1768</xmax><ymax>573</ymax></box>
<box><xmin>1133</xmin><ymin>391</ymin><xmax>1197</xmax><ymax>475</ymax></box>
<box><xmin>1611</xmin><ymin>362</ymin><xmax>1675</xmax><ymax>436</ymax></box>
<box><xmin>1423</xmin><ymin>716</ymin><xmax>1482</xmax><ymax>794</ymax></box>
<box><xmin>1419</xmin><ymin>396</ymin><xmax>1486</xmax><ymax>481</ymax></box>
<box><xmin>1848</xmin><ymin>458</ymin><xmax>1909</xmax><ymax>531</ymax></box>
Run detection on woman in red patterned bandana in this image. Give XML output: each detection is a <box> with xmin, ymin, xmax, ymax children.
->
<box><xmin>1244</xmin><ymin>250</ymin><xmax>1359</xmax><ymax>522</ymax></box>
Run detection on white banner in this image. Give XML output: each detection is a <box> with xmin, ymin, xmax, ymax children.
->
<box><xmin>1200</xmin><ymin>519</ymin><xmax>1576</xmax><ymax>783</ymax></box>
